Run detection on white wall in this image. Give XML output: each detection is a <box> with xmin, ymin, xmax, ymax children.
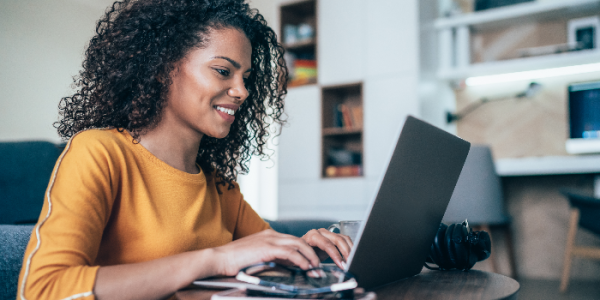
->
<box><xmin>236</xmin><ymin>0</ymin><xmax>283</xmax><ymax>219</ymax></box>
<box><xmin>0</xmin><ymin>0</ymin><xmax>114</xmax><ymax>142</ymax></box>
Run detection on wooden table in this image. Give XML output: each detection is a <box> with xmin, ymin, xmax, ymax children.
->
<box><xmin>176</xmin><ymin>269</ymin><xmax>520</xmax><ymax>300</ymax></box>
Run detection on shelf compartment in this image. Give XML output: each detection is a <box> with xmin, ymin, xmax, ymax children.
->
<box><xmin>322</xmin><ymin>135</ymin><xmax>363</xmax><ymax>178</ymax></box>
<box><xmin>321</xmin><ymin>83</ymin><xmax>363</xmax><ymax>129</ymax></box>
<box><xmin>321</xmin><ymin>82</ymin><xmax>363</xmax><ymax>178</ymax></box>
<box><xmin>280</xmin><ymin>0</ymin><xmax>317</xmax><ymax>87</ymax></box>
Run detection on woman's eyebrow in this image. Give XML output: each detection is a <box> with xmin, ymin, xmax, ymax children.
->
<box><xmin>211</xmin><ymin>55</ymin><xmax>252</xmax><ymax>72</ymax></box>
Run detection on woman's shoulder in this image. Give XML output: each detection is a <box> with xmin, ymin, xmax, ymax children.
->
<box><xmin>67</xmin><ymin>128</ymin><xmax>132</xmax><ymax>156</ymax></box>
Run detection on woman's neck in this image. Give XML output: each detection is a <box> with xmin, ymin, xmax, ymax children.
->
<box><xmin>136</xmin><ymin>123</ymin><xmax>203</xmax><ymax>174</ymax></box>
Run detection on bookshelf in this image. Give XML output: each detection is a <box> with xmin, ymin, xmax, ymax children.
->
<box><xmin>321</xmin><ymin>82</ymin><xmax>363</xmax><ymax>178</ymax></box>
<box><xmin>280</xmin><ymin>0</ymin><xmax>317</xmax><ymax>87</ymax></box>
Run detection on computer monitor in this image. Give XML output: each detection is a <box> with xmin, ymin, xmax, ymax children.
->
<box><xmin>566</xmin><ymin>81</ymin><xmax>600</xmax><ymax>154</ymax></box>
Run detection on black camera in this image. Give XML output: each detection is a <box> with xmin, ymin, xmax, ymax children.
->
<box><xmin>425</xmin><ymin>220</ymin><xmax>491</xmax><ymax>271</ymax></box>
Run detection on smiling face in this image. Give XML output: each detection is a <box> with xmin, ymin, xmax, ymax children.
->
<box><xmin>161</xmin><ymin>27</ymin><xmax>252</xmax><ymax>140</ymax></box>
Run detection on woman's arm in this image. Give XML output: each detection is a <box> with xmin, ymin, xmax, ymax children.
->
<box><xmin>94</xmin><ymin>229</ymin><xmax>321</xmax><ymax>300</ymax></box>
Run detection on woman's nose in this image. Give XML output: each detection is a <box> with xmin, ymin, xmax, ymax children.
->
<box><xmin>228</xmin><ymin>78</ymin><xmax>249</xmax><ymax>103</ymax></box>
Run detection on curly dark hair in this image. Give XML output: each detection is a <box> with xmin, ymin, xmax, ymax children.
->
<box><xmin>55</xmin><ymin>0</ymin><xmax>287</xmax><ymax>189</ymax></box>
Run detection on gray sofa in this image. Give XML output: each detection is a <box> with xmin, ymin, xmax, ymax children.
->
<box><xmin>0</xmin><ymin>140</ymin><xmax>334</xmax><ymax>300</ymax></box>
<box><xmin>0</xmin><ymin>225</ymin><xmax>34</xmax><ymax>300</ymax></box>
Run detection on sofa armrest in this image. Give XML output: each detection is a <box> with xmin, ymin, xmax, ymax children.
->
<box><xmin>0</xmin><ymin>225</ymin><xmax>34</xmax><ymax>299</ymax></box>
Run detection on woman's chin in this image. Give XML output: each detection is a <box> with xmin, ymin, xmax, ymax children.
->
<box><xmin>206</xmin><ymin>129</ymin><xmax>230</xmax><ymax>139</ymax></box>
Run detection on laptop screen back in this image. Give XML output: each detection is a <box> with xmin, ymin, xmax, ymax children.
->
<box><xmin>347</xmin><ymin>116</ymin><xmax>470</xmax><ymax>290</ymax></box>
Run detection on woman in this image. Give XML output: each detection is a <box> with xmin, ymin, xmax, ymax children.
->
<box><xmin>17</xmin><ymin>1</ymin><xmax>352</xmax><ymax>299</ymax></box>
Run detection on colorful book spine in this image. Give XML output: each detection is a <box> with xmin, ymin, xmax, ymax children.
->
<box><xmin>340</xmin><ymin>104</ymin><xmax>354</xmax><ymax>128</ymax></box>
<box><xmin>350</xmin><ymin>106</ymin><xmax>363</xmax><ymax>128</ymax></box>
<box><xmin>333</xmin><ymin>104</ymin><xmax>362</xmax><ymax>129</ymax></box>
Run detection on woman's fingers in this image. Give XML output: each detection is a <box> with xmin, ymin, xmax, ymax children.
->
<box><xmin>302</xmin><ymin>229</ymin><xmax>354</xmax><ymax>269</ymax></box>
<box><xmin>270</xmin><ymin>245</ymin><xmax>315</xmax><ymax>269</ymax></box>
<box><xmin>319</xmin><ymin>229</ymin><xmax>354</xmax><ymax>255</ymax></box>
<box><xmin>338</xmin><ymin>233</ymin><xmax>354</xmax><ymax>249</ymax></box>
<box><xmin>264</xmin><ymin>231</ymin><xmax>321</xmax><ymax>267</ymax></box>
<box><xmin>213</xmin><ymin>229</ymin><xmax>321</xmax><ymax>276</ymax></box>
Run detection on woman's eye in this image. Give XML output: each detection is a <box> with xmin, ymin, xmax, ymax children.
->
<box><xmin>216</xmin><ymin>69</ymin><xmax>230</xmax><ymax>77</ymax></box>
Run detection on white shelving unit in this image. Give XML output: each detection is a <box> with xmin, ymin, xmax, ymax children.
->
<box><xmin>435</xmin><ymin>0</ymin><xmax>600</xmax><ymax>80</ymax></box>
<box><xmin>277</xmin><ymin>0</ymin><xmax>421</xmax><ymax>220</ymax></box>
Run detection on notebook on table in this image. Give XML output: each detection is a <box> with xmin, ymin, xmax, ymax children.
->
<box><xmin>193</xmin><ymin>115</ymin><xmax>470</xmax><ymax>291</ymax></box>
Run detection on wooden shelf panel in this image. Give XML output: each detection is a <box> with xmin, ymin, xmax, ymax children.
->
<box><xmin>322</xmin><ymin>127</ymin><xmax>362</xmax><ymax>136</ymax></box>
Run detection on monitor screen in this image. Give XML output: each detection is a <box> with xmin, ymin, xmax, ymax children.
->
<box><xmin>568</xmin><ymin>81</ymin><xmax>600</xmax><ymax>139</ymax></box>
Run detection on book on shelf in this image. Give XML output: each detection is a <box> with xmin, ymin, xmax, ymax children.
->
<box><xmin>351</xmin><ymin>105</ymin><xmax>363</xmax><ymax>128</ymax></box>
<box><xmin>288</xmin><ymin>59</ymin><xmax>317</xmax><ymax>87</ymax></box>
<box><xmin>334</xmin><ymin>104</ymin><xmax>363</xmax><ymax>129</ymax></box>
<box><xmin>325</xmin><ymin>165</ymin><xmax>362</xmax><ymax>177</ymax></box>
<box><xmin>340</xmin><ymin>104</ymin><xmax>353</xmax><ymax>128</ymax></box>
<box><xmin>294</xmin><ymin>59</ymin><xmax>316</xmax><ymax>68</ymax></box>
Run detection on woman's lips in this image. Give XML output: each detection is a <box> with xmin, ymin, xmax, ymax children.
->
<box><xmin>215</xmin><ymin>107</ymin><xmax>235</xmax><ymax>123</ymax></box>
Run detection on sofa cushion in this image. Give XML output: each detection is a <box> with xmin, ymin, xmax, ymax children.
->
<box><xmin>0</xmin><ymin>225</ymin><xmax>34</xmax><ymax>300</ymax></box>
<box><xmin>0</xmin><ymin>141</ymin><xmax>64</xmax><ymax>224</ymax></box>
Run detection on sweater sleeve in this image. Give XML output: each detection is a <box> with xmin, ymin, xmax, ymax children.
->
<box><xmin>17</xmin><ymin>131</ymin><xmax>119</xmax><ymax>300</ymax></box>
<box><xmin>221</xmin><ymin>181</ymin><xmax>270</xmax><ymax>240</ymax></box>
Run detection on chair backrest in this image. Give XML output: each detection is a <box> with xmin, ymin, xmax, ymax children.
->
<box><xmin>0</xmin><ymin>141</ymin><xmax>64</xmax><ymax>224</ymax></box>
<box><xmin>561</xmin><ymin>189</ymin><xmax>600</xmax><ymax>236</ymax></box>
<box><xmin>443</xmin><ymin>145</ymin><xmax>510</xmax><ymax>225</ymax></box>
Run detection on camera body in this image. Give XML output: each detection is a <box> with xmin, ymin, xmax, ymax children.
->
<box><xmin>425</xmin><ymin>220</ymin><xmax>491</xmax><ymax>271</ymax></box>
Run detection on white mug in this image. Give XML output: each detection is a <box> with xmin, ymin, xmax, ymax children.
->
<box><xmin>328</xmin><ymin>220</ymin><xmax>362</xmax><ymax>241</ymax></box>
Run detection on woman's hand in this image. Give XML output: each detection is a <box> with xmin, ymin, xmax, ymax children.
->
<box><xmin>301</xmin><ymin>229</ymin><xmax>354</xmax><ymax>269</ymax></box>
<box><xmin>212</xmin><ymin>229</ymin><xmax>321</xmax><ymax>276</ymax></box>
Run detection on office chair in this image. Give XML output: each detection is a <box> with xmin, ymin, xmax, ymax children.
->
<box><xmin>442</xmin><ymin>145</ymin><xmax>517</xmax><ymax>278</ymax></box>
<box><xmin>559</xmin><ymin>189</ymin><xmax>600</xmax><ymax>292</ymax></box>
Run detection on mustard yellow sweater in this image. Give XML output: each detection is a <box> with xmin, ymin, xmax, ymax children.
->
<box><xmin>17</xmin><ymin>129</ymin><xmax>270</xmax><ymax>300</ymax></box>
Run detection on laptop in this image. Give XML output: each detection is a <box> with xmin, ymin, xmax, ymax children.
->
<box><xmin>346</xmin><ymin>115</ymin><xmax>470</xmax><ymax>289</ymax></box>
<box><xmin>194</xmin><ymin>115</ymin><xmax>470</xmax><ymax>291</ymax></box>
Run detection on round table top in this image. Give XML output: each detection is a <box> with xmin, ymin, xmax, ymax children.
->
<box><xmin>373</xmin><ymin>269</ymin><xmax>520</xmax><ymax>300</ymax></box>
<box><xmin>177</xmin><ymin>269</ymin><xmax>520</xmax><ymax>300</ymax></box>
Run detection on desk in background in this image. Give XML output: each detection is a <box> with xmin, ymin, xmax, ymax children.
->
<box><xmin>496</xmin><ymin>155</ymin><xmax>600</xmax><ymax>196</ymax></box>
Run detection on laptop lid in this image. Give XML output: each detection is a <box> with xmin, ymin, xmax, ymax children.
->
<box><xmin>346</xmin><ymin>115</ymin><xmax>470</xmax><ymax>290</ymax></box>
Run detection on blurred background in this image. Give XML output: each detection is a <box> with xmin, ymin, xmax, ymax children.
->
<box><xmin>3</xmin><ymin>0</ymin><xmax>600</xmax><ymax>298</ymax></box>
